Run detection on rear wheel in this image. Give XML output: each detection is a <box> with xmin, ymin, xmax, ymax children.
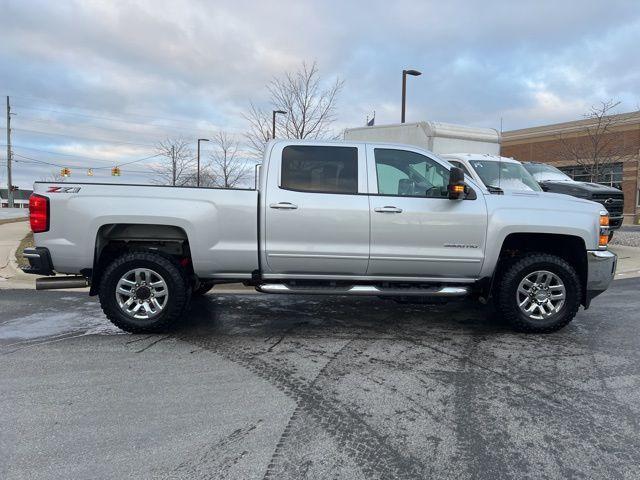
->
<box><xmin>495</xmin><ymin>253</ymin><xmax>581</xmax><ymax>333</ymax></box>
<box><xmin>99</xmin><ymin>251</ymin><xmax>191</xmax><ymax>333</ymax></box>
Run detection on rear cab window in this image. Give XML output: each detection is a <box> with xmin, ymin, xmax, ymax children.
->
<box><xmin>281</xmin><ymin>145</ymin><xmax>358</xmax><ymax>194</ymax></box>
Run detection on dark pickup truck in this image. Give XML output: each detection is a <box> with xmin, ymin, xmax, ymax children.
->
<box><xmin>523</xmin><ymin>162</ymin><xmax>625</xmax><ymax>230</ymax></box>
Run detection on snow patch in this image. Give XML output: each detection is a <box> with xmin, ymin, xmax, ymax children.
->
<box><xmin>0</xmin><ymin>310</ymin><xmax>124</xmax><ymax>340</ymax></box>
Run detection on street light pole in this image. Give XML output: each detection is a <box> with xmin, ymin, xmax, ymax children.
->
<box><xmin>401</xmin><ymin>69</ymin><xmax>422</xmax><ymax>123</ymax></box>
<box><xmin>196</xmin><ymin>138</ymin><xmax>209</xmax><ymax>187</ymax></box>
<box><xmin>272</xmin><ymin>110</ymin><xmax>287</xmax><ymax>139</ymax></box>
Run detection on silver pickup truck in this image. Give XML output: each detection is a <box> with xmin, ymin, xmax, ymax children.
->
<box><xmin>23</xmin><ymin>139</ymin><xmax>616</xmax><ymax>333</ymax></box>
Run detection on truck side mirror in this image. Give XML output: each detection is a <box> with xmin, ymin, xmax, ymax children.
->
<box><xmin>447</xmin><ymin>167</ymin><xmax>468</xmax><ymax>200</ymax></box>
<box><xmin>539</xmin><ymin>182</ymin><xmax>550</xmax><ymax>192</ymax></box>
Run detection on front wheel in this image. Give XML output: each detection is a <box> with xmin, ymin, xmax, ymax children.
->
<box><xmin>99</xmin><ymin>251</ymin><xmax>191</xmax><ymax>333</ymax></box>
<box><xmin>495</xmin><ymin>253</ymin><xmax>582</xmax><ymax>333</ymax></box>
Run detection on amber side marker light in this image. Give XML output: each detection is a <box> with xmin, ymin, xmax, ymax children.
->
<box><xmin>599</xmin><ymin>212</ymin><xmax>609</xmax><ymax>248</ymax></box>
<box><xmin>451</xmin><ymin>185</ymin><xmax>465</xmax><ymax>194</ymax></box>
<box><xmin>599</xmin><ymin>235</ymin><xmax>609</xmax><ymax>247</ymax></box>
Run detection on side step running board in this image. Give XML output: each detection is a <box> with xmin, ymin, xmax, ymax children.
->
<box><xmin>36</xmin><ymin>276</ymin><xmax>89</xmax><ymax>290</ymax></box>
<box><xmin>256</xmin><ymin>283</ymin><xmax>470</xmax><ymax>297</ymax></box>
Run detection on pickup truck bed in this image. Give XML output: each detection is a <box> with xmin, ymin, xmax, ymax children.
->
<box><xmin>34</xmin><ymin>183</ymin><xmax>259</xmax><ymax>279</ymax></box>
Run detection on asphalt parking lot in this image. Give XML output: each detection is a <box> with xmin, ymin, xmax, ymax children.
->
<box><xmin>1</xmin><ymin>278</ymin><xmax>639</xmax><ymax>479</ymax></box>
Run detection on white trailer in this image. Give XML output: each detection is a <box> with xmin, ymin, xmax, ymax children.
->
<box><xmin>344</xmin><ymin>121</ymin><xmax>500</xmax><ymax>155</ymax></box>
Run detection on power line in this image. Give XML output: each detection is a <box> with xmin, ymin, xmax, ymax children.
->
<box><xmin>11</xmin><ymin>104</ymin><xmax>217</xmax><ymax>137</ymax></box>
<box><xmin>12</xmin><ymin>151</ymin><xmax>160</xmax><ymax>171</ymax></box>
<box><xmin>14</xmin><ymin>116</ymin><xmax>198</xmax><ymax>141</ymax></box>
<box><xmin>11</xmin><ymin>127</ymin><xmax>158</xmax><ymax>148</ymax></box>
<box><xmin>1</xmin><ymin>143</ymin><xmax>142</xmax><ymax>162</ymax></box>
<box><xmin>9</xmin><ymin>94</ymin><xmax>219</xmax><ymax>129</ymax></box>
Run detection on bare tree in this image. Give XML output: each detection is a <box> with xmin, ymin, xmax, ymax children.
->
<box><xmin>556</xmin><ymin>100</ymin><xmax>638</xmax><ymax>180</ymax></box>
<box><xmin>245</xmin><ymin>61</ymin><xmax>344</xmax><ymax>157</ymax></box>
<box><xmin>243</xmin><ymin>103</ymin><xmax>272</xmax><ymax>158</ymax></box>
<box><xmin>208</xmin><ymin>131</ymin><xmax>252</xmax><ymax>188</ymax></box>
<box><xmin>151</xmin><ymin>138</ymin><xmax>194</xmax><ymax>186</ymax></box>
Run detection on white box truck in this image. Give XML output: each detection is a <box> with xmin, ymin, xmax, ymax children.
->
<box><xmin>344</xmin><ymin>121</ymin><xmax>501</xmax><ymax>155</ymax></box>
<box><xmin>344</xmin><ymin>121</ymin><xmax>540</xmax><ymax>192</ymax></box>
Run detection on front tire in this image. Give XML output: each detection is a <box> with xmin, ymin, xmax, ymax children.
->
<box><xmin>495</xmin><ymin>253</ymin><xmax>581</xmax><ymax>333</ymax></box>
<box><xmin>99</xmin><ymin>251</ymin><xmax>191</xmax><ymax>333</ymax></box>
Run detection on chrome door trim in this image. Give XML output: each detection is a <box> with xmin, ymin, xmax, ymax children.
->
<box><xmin>370</xmin><ymin>255</ymin><xmax>482</xmax><ymax>263</ymax></box>
<box><xmin>267</xmin><ymin>253</ymin><xmax>368</xmax><ymax>260</ymax></box>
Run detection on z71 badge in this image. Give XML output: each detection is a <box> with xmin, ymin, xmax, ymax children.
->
<box><xmin>47</xmin><ymin>186</ymin><xmax>81</xmax><ymax>193</ymax></box>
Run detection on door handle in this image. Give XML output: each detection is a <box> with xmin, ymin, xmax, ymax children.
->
<box><xmin>269</xmin><ymin>202</ymin><xmax>298</xmax><ymax>210</ymax></box>
<box><xmin>374</xmin><ymin>206</ymin><xmax>403</xmax><ymax>213</ymax></box>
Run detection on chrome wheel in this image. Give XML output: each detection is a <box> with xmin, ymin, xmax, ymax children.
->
<box><xmin>516</xmin><ymin>270</ymin><xmax>566</xmax><ymax>320</ymax></box>
<box><xmin>115</xmin><ymin>268</ymin><xmax>169</xmax><ymax>320</ymax></box>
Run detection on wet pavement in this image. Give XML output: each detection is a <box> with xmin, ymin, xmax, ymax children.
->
<box><xmin>1</xmin><ymin>279</ymin><xmax>640</xmax><ymax>479</ymax></box>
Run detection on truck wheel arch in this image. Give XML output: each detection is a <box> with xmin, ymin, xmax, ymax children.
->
<box><xmin>88</xmin><ymin>223</ymin><xmax>192</xmax><ymax>296</ymax></box>
<box><xmin>491</xmin><ymin>233</ymin><xmax>588</xmax><ymax>306</ymax></box>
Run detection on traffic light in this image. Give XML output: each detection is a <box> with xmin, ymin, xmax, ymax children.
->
<box><xmin>111</xmin><ymin>166</ymin><xmax>121</xmax><ymax>176</ymax></box>
<box><xmin>61</xmin><ymin>167</ymin><xmax>71</xmax><ymax>177</ymax></box>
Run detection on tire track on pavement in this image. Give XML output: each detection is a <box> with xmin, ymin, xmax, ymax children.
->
<box><xmin>182</xmin><ymin>331</ymin><xmax>429</xmax><ymax>479</ymax></box>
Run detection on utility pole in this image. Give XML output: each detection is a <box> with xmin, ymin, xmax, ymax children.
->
<box><xmin>6</xmin><ymin>96</ymin><xmax>14</xmax><ymax>208</ymax></box>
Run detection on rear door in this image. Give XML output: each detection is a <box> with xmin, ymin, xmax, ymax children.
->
<box><xmin>263</xmin><ymin>142</ymin><xmax>370</xmax><ymax>276</ymax></box>
<box><xmin>366</xmin><ymin>145</ymin><xmax>488</xmax><ymax>279</ymax></box>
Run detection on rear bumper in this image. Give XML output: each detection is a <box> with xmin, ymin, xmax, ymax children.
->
<box><xmin>584</xmin><ymin>250</ymin><xmax>617</xmax><ymax>307</ymax></box>
<box><xmin>21</xmin><ymin>247</ymin><xmax>55</xmax><ymax>276</ymax></box>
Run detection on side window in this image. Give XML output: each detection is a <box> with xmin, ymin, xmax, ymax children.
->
<box><xmin>449</xmin><ymin>160</ymin><xmax>472</xmax><ymax>177</ymax></box>
<box><xmin>374</xmin><ymin>148</ymin><xmax>450</xmax><ymax>198</ymax></box>
<box><xmin>281</xmin><ymin>145</ymin><xmax>358</xmax><ymax>194</ymax></box>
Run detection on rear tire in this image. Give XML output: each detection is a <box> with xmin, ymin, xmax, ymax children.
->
<box><xmin>99</xmin><ymin>251</ymin><xmax>191</xmax><ymax>333</ymax></box>
<box><xmin>495</xmin><ymin>253</ymin><xmax>581</xmax><ymax>333</ymax></box>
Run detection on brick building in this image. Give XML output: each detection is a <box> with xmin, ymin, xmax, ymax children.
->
<box><xmin>501</xmin><ymin>111</ymin><xmax>640</xmax><ymax>224</ymax></box>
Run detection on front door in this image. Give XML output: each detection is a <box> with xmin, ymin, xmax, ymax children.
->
<box><xmin>263</xmin><ymin>142</ymin><xmax>370</xmax><ymax>276</ymax></box>
<box><xmin>366</xmin><ymin>146</ymin><xmax>487</xmax><ymax>279</ymax></box>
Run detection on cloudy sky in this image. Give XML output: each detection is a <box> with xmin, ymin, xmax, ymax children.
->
<box><xmin>1</xmin><ymin>0</ymin><xmax>639</xmax><ymax>188</ymax></box>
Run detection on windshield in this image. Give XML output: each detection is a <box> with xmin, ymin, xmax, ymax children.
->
<box><xmin>522</xmin><ymin>163</ymin><xmax>573</xmax><ymax>182</ymax></box>
<box><xmin>468</xmin><ymin>160</ymin><xmax>542</xmax><ymax>192</ymax></box>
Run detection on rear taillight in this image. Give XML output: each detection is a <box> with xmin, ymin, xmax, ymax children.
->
<box><xmin>29</xmin><ymin>194</ymin><xmax>49</xmax><ymax>233</ymax></box>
